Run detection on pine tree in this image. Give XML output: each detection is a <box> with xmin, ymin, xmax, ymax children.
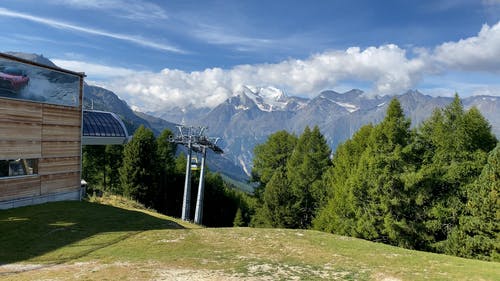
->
<box><xmin>314</xmin><ymin>94</ymin><xmax>498</xmax><ymax>257</ymax></box>
<box><xmin>233</xmin><ymin>208</ymin><xmax>245</xmax><ymax>227</ymax></box>
<box><xmin>313</xmin><ymin>124</ymin><xmax>373</xmax><ymax>235</ymax></box>
<box><xmin>375</xmin><ymin>99</ymin><xmax>414</xmax><ymax>246</ymax></box>
<box><xmin>286</xmin><ymin>126</ymin><xmax>331</xmax><ymax>229</ymax></box>
<box><xmin>260</xmin><ymin>167</ymin><xmax>295</xmax><ymax>227</ymax></box>
<box><xmin>119</xmin><ymin>125</ymin><xmax>159</xmax><ymax>208</ymax></box>
<box><xmin>82</xmin><ymin>145</ymin><xmax>106</xmax><ymax>189</ymax></box>
<box><xmin>408</xmin><ymin>94</ymin><xmax>496</xmax><ymax>252</ymax></box>
<box><xmin>317</xmin><ymin>99</ymin><xmax>413</xmax><ymax>245</ymax></box>
<box><xmin>160</xmin><ymin>152</ymin><xmax>187</xmax><ymax>217</ymax></box>
<box><xmin>356</xmin><ymin>99</ymin><xmax>413</xmax><ymax>244</ymax></box>
<box><xmin>156</xmin><ymin>129</ymin><xmax>177</xmax><ymax>213</ymax></box>
<box><xmin>250</xmin><ymin>130</ymin><xmax>297</xmax><ymax>225</ymax></box>
<box><xmin>252</xmin><ymin>130</ymin><xmax>297</xmax><ymax>187</ymax></box>
<box><xmin>157</xmin><ymin>129</ymin><xmax>176</xmax><ymax>174</ymax></box>
<box><xmin>462</xmin><ymin>107</ymin><xmax>498</xmax><ymax>152</ymax></box>
<box><xmin>175</xmin><ymin>152</ymin><xmax>187</xmax><ymax>174</ymax></box>
<box><xmin>202</xmin><ymin>172</ymin><xmax>241</xmax><ymax>227</ymax></box>
<box><xmin>447</xmin><ymin>143</ymin><xmax>500</xmax><ymax>261</ymax></box>
<box><xmin>104</xmin><ymin>145</ymin><xmax>124</xmax><ymax>194</ymax></box>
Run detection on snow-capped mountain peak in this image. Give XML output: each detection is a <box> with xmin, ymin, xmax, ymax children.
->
<box><xmin>333</xmin><ymin>101</ymin><xmax>359</xmax><ymax>113</ymax></box>
<box><xmin>317</xmin><ymin>90</ymin><xmax>361</xmax><ymax>113</ymax></box>
<box><xmin>235</xmin><ymin>85</ymin><xmax>298</xmax><ymax>112</ymax></box>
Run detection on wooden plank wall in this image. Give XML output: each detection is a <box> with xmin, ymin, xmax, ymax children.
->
<box><xmin>39</xmin><ymin>104</ymin><xmax>82</xmax><ymax>193</ymax></box>
<box><xmin>0</xmin><ymin>98</ymin><xmax>82</xmax><ymax>202</ymax></box>
<box><xmin>0</xmin><ymin>174</ymin><xmax>41</xmax><ymax>201</ymax></box>
<box><xmin>0</xmin><ymin>99</ymin><xmax>42</xmax><ymax>160</ymax></box>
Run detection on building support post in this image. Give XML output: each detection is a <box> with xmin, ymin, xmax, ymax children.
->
<box><xmin>194</xmin><ymin>146</ymin><xmax>207</xmax><ymax>225</ymax></box>
<box><xmin>181</xmin><ymin>138</ymin><xmax>192</xmax><ymax>221</ymax></box>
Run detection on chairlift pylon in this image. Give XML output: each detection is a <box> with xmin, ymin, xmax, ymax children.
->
<box><xmin>168</xmin><ymin>125</ymin><xmax>223</xmax><ymax>224</ymax></box>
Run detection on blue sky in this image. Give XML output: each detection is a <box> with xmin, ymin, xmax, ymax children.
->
<box><xmin>1</xmin><ymin>0</ymin><xmax>500</xmax><ymax>111</ymax></box>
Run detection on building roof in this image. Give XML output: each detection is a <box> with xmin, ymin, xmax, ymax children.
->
<box><xmin>82</xmin><ymin>110</ymin><xmax>130</xmax><ymax>145</ymax></box>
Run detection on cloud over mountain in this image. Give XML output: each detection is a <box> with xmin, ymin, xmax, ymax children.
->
<box><xmin>433</xmin><ymin>22</ymin><xmax>500</xmax><ymax>72</ymax></box>
<box><xmin>55</xmin><ymin>21</ymin><xmax>500</xmax><ymax>112</ymax></box>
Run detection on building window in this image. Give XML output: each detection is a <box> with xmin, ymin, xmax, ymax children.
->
<box><xmin>0</xmin><ymin>57</ymin><xmax>80</xmax><ymax>107</ymax></box>
<box><xmin>0</xmin><ymin>159</ymin><xmax>38</xmax><ymax>178</ymax></box>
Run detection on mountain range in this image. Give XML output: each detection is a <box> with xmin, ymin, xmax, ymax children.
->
<box><xmin>9</xmin><ymin>53</ymin><xmax>500</xmax><ymax>183</ymax></box>
<box><xmin>152</xmin><ymin>86</ymin><xmax>499</xmax><ymax>179</ymax></box>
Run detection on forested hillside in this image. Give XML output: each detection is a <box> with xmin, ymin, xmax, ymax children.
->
<box><xmin>250</xmin><ymin>95</ymin><xmax>499</xmax><ymax>261</ymax></box>
<box><xmin>82</xmin><ymin>127</ymin><xmax>250</xmax><ymax>227</ymax></box>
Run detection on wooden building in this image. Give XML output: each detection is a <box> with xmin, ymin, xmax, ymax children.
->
<box><xmin>0</xmin><ymin>53</ymin><xmax>85</xmax><ymax>209</ymax></box>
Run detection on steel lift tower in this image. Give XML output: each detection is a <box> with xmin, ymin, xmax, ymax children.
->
<box><xmin>170</xmin><ymin>126</ymin><xmax>223</xmax><ymax>224</ymax></box>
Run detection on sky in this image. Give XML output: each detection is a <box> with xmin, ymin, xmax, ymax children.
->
<box><xmin>1</xmin><ymin>0</ymin><xmax>500</xmax><ymax>112</ymax></box>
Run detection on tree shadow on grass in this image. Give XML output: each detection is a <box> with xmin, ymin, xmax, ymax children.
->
<box><xmin>0</xmin><ymin>200</ymin><xmax>185</xmax><ymax>267</ymax></box>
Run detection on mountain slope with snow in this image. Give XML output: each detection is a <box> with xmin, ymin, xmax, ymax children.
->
<box><xmin>234</xmin><ymin>85</ymin><xmax>308</xmax><ymax>112</ymax></box>
<box><xmin>168</xmin><ymin>88</ymin><xmax>500</xmax><ymax>178</ymax></box>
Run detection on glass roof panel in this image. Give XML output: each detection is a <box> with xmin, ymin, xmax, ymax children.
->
<box><xmin>82</xmin><ymin>110</ymin><xmax>127</xmax><ymax>137</ymax></box>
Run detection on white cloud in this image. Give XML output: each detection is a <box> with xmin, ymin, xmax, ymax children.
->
<box><xmin>49</xmin><ymin>0</ymin><xmax>168</xmax><ymax>21</ymax></box>
<box><xmin>191</xmin><ymin>24</ymin><xmax>275</xmax><ymax>51</ymax></box>
<box><xmin>67</xmin><ymin>21</ymin><xmax>500</xmax><ymax>112</ymax></box>
<box><xmin>0</xmin><ymin>7</ymin><xmax>183</xmax><ymax>53</ymax></box>
<box><xmin>103</xmin><ymin>67</ymin><xmax>234</xmax><ymax>111</ymax></box>
<box><xmin>227</xmin><ymin>44</ymin><xmax>427</xmax><ymax>96</ymax></box>
<box><xmin>51</xmin><ymin>59</ymin><xmax>142</xmax><ymax>79</ymax></box>
<box><xmin>433</xmin><ymin>22</ymin><xmax>500</xmax><ymax>72</ymax></box>
<box><xmin>96</xmin><ymin>44</ymin><xmax>426</xmax><ymax>111</ymax></box>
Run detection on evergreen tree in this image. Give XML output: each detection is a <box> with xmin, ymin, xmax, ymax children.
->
<box><xmin>447</xmin><ymin>143</ymin><xmax>500</xmax><ymax>261</ymax></box>
<box><xmin>250</xmin><ymin>130</ymin><xmax>297</xmax><ymax>226</ymax></box>
<box><xmin>259</xmin><ymin>167</ymin><xmax>295</xmax><ymax>227</ymax></box>
<box><xmin>82</xmin><ymin>145</ymin><xmax>123</xmax><ymax>194</ymax></box>
<box><xmin>233</xmin><ymin>208</ymin><xmax>245</xmax><ymax>227</ymax></box>
<box><xmin>175</xmin><ymin>152</ymin><xmax>187</xmax><ymax>174</ymax></box>
<box><xmin>251</xmin><ymin>130</ymin><xmax>298</xmax><ymax>188</ymax></box>
<box><xmin>157</xmin><ymin>129</ymin><xmax>176</xmax><ymax>174</ymax></box>
<box><xmin>313</xmin><ymin>94</ymin><xmax>498</xmax><ymax>258</ymax></box>
<box><xmin>81</xmin><ymin>145</ymin><xmax>106</xmax><ymax>190</ymax></box>
<box><xmin>119</xmin><ymin>125</ymin><xmax>159</xmax><ymax>207</ymax></box>
<box><xmin>316</xmin><ymin>99</ymin><xmax>414</xmax><ymax>246</ymax></box>
<box><xmin>156</xmin><ymin>129</ymin><xmax>177</xmax><ymax>213</ymax></box>
<box><xmin>407</xmin><ymin>94</ymin><xmax>496</xmax><ymax>252</ymax></box>
<box><xmin>104</xmin><ymin>145</ymin><xmax>124</xmax><ymax>194</ymax></box>
<box><xmin>160</xmin><ymin>152</ymin><xmax>188</xmax><ymax>217</ymax></box>
<box><xmin>314</xmin><ymin>124</ymin><xmax>374</xmax><ymax>234</ymax></box>
<box><xmin>286</xmin><ymin>126</ymin><xmax>331</xmax><ymax>229</ymax></box>
<box><xmin>233</xmin><ymin>192</ymin><xmax>257</xmax><ymax>227</ymax></box>
<box><xmin>462</xmin><ymin>107</ymin><xmax>498</xmax><ymax>152</ymax></box>
<box><xmin>352</xmin><ymin>99</ymin><xmax>413</xmax><ymax>245</ymax></box>
<box><xmin>202</xmin><ymin>172</ymin><xmax>240</xmax><ymax>227</ymax></box>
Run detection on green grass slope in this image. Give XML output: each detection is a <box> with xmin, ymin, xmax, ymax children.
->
<box><xmin>1</xmin><ymin>197</ymin><xmax>498</xmax><ymax>281</ymax></box>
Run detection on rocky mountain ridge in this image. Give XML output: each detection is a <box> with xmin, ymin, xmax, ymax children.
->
<box><xmin>158</xmin><ymin>87</ymin><xmax>499</xmax><ymax>177</ymax></box>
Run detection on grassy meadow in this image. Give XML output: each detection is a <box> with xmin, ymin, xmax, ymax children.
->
<box><xmin>0</xmin><ymin>195</ymin><xmax>498</xmax><ymax>280</ymax></box>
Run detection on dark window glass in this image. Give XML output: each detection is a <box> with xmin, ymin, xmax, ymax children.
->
<box><xmin>0</xmin><ymin>159</ymin><xmax>38</xmax><ymax>178</ymax></box>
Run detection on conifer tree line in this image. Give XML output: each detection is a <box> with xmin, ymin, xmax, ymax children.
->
<box><xmin>82</xmin><ymin>127</ymin><xmax>248</xmax><ymax>227</ymax></box>
<box><xmin>250</xmin><ymin>94</ymin><xmax>499</xmax><ymax>261</ymax></box>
